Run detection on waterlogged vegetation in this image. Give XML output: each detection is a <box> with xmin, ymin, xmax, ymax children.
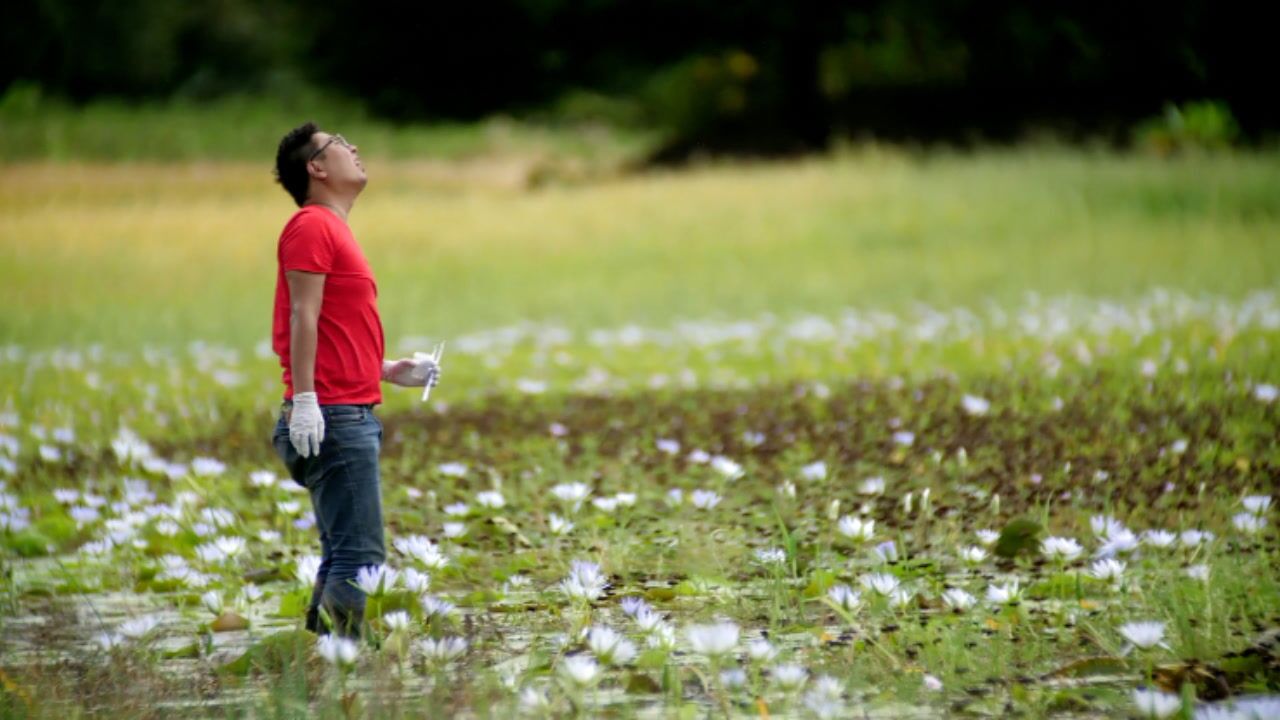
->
<box><xmin>1</xmin><ymin>150</ymin><xmax>1279</xmax><ymax>718</ymax></box>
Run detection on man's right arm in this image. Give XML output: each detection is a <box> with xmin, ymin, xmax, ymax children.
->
<box><xmin>286</xmin><ymin>270</ymin><xmax>325</xmax><ymax>394</ymax></box>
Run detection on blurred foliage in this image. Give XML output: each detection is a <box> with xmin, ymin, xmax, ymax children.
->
<box><xmin>1</xmin><ymin>0</ymin><xmax>1274</xmax><ymax>156</ymax></box>
<box><xmin>1135</xmin><ymin>100</ymin><xmax>1241</xmax><ymax>155</ymax></box>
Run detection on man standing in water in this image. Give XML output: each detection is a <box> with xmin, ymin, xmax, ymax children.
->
<box><xmin>271</xmin><ymin>122</ymin><xmax>438</xmax><ymax>637</ymax></box>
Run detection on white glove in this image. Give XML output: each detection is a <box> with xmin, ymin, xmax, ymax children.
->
<box><xmin>382</xmin><ymin>356</ymin><xmax>441</xmax><ymax>388</ymax></box>
<box><xmin>289</xmin><ymin>392</ymin><xmax>325</xmax><ymax>458</ymax></box>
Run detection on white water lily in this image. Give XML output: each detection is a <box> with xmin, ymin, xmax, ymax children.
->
<box><xmin>873</xmin><ymin>540</ymin><xmax>899</xmax><ymax>564</ymax></box>
<box><xmin>655</xmin><ymin>438</ymin><xmax>681</xmax><ymax>455</ymax></box>
<box><xmin>755</xmin><ymin>547</ymin><xmax>787</xmax><ymax>565</ymax></box>
<box><xmin>417</xmin><ymin>636</ymin><xmax>467</xmax><ymax>662</ymax></box>
<box><xmin>1253</xmin><ymin>383</ymin><xmax>1278</xmax><ymax>403</ymax></box>
<box><xmin>1119</xmin><ymin>621</ymin><xmax>1170</xmax><ymax>653</ymax></box>
<box><xmin>355</xmin><ymin>564</ymin><xmax>399</xmax><ymax>596</ymax></box>
<box><xmin>860</xmin><ymin>572</ymin><xmax>900</xmax><ymax>596</ymax></box>
<box><xmin>201</xmin><ymin>590</ymin><xmax>223</xmax><ymax>615</ymax></box>
<box><xmin>395</xmin><ymin>535</ymin><xmax>449</xmax><ymax>570</ymax></box>
<box><xmin>383</xmin><ymin>610</ymin><xmax>411</xmax><ymax>632</ymax></box>
<box><xmin>746</xmin><ymin>637</ymin><xmax>778</xmax><ymax>663</ymax></box>
<box><xmin>295</xmin><ymin>555</ymin><xmax>322</xmax><ymax>586</ymax></box>
<box><xmin>559</xmin><ymin>560</ymin><xmax>607</xmax><ymax>603</ymax></box>
<box><xmin>1232</xmin><ymin>513</ymin><xmax>1266</xmax><ymax>535</ymax></box>
<box><xmin>685</xmin><ymin>621</ymin><xmax>739</xmax><ymax>657</ymax></box>
<box><xmin>771</xmin><ymin>664</ymin><xmax>808</xmax><ymax>692</ymax></box>
<box><xmin>586</xmin><ymin>626</ymin><xmax>637</xmax><ymax>666</ymax></box>
<box><xmin>420</xmin><ymin>595</ymin><xmax>456</xmax><ymax>618</ymax></box>
<box><xmin>317</xmin><ymin>635</ymin><xmax>359</xmax><ymax>667</ymax></box>
<box><xmin>961</xmin><ymin>394</ymin><xmax>991</xmax><ymax>416</ymax></box>
<box><xmin>827</xmin><ymin>584</ymin><xmax>862</xmax><ymax>612</ymax></box>
<box><xmin>799</xmin><ymin>461</ymin><xmax>827</xmax><ymax>480</ymax></box>
<box><xmin>1185</xmin><ymin>564</ymin><xmax>1210</xmax><ymax>582</ymax></box>
<box><xmin>836</xmin><ymin>515</ymin><xmax>874</xmax><ymax>543</ymax></box>
<box><xmin>975</xmin><ymin>529</ymin><xmax>999</xmax><ymax>546</ymax></box>
<box><xmin>802</xmin><ymin>675</ymin><xmax>843</xmax><ymax>718</ymax></box>
<box><xmin>1142</xmin><ymin>530</ymin><xmax>1178</xmax><ymax>548</ymax></box>
<box><xmin>518</xmin><ymin>686</ymin><xmax>551</xmax><ymax>713</ymax></box>
<box><xmin>558</xmin><ymin>655</ymin><xmax>600</xmax><ymax>686</ymax></box>
<box><xmin>551</xmin><ymin>482</ymin><xmax>590</xmax><ymax>511</ymax></box>
<box><xmin>1042</xmin><ymin>536</ymin><xmax>1084</xmax><ymax>562</ymax></box>
<box><xmin>942</xmin><ymin>588</ymin><xmax>976</xmax><ymax>611</ymax></box>
<box><xmin>710</xmin><ymin>456</ymin><xmax>744</xmax><ymax>480</ymax></box>
<box><xmin>443</xmin><ymin>502</ymin><xmax>470</xmax><ymax>517</ymax></box>
<box><xmin>690</xmin><ymin>489</ymin><xmax>721</xmax><ymax>509</ymax></box>
<box><xmin>118</xmin><ymin>615</ymin><xmax>160</xmax><ymax>639</ymax></box>
<box><xmin>858</xmin><ymin>476</ymin><xmax>886</xmax><ymax>495</ymax></box>
<box><xmin>437</xmin><ymin>462</ymin><xmax>468</xmax><ymax>477</ymax></box>
<box><xmin>1089</xmin><ymin>558</ymin><xmax>1127</xmax><ymax>583</ymax></box>
<box><xmin>1096</xmin><ymin>528</ymin><xmax>1140</xmax><ymax>557</ymax></box>
<box><xmin>475</xmin><ymin>490</ymin><xmax>505</xmax><ymax>509</ymax></box>
<box><xmin>986</xmin><ymin>581</ymin><xmax>1022</xmax><ymax>605</ymax></box>
<box><xmin>959</xmin><ymin>545</ymin><xmax>987</xmax><ymax>565</ymax></box>
<box><xmin>1242</xmin><ymin>495</ymin><xmax>1271</xmax><ymax>515</ymax></box>
<box><xmin>1132</xmin><ymin>688</ymin><xmax>1181</xmax><ymax>718</ymax></box>
<box><xmin>619</xmin><ymin>597</ymin><xmax>649</xmax><ymax>617</ymax></box>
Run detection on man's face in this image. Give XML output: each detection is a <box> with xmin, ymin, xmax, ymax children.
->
<box><xmin>308</xmin><ymin>132</ymin><xmax>367</xmax><ymax>191</ymax></box>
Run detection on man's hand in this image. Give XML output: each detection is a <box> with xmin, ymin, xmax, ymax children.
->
<box><xmin>289</xmin><ymin>392</ymin><xmax>325</xmax><ymax>458</ymax></box>
<box><xmin>382</xmin><ymin>356</ymin><xmax>441</xmax><ymax>388</ymax></box>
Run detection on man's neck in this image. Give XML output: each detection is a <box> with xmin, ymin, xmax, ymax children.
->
<box><xmin>305</xmin><ymin>198</ymin><xmax>351</xmax><ymax>222</ymax></box>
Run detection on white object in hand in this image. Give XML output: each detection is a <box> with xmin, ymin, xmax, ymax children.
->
<box><xmin>420</xmin><ymin>342</ymin><xmax>444</xmax><ymax>402</ymax></box>
<box><xmin>289</xmin><ymin>391</ymin><xmax>325</xmax><ymax>458</ymax></box>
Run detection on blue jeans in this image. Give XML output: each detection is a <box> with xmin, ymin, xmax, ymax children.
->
<box><xmin>272</xmin><ymin>403</ymin><xmax>385</xmax><ymax>638</ymax></box>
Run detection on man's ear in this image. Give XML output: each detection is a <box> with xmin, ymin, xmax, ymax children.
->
<box><xmin>307</xmin><ymin>160</ymin><xmax>327</xmax><ymax>181</ymax></box>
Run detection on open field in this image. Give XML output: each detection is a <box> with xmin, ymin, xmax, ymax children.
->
<box><xmin>1</xmin><ymin>149</ymin><xmax>1279</xmax><ymax>718</ymax></box>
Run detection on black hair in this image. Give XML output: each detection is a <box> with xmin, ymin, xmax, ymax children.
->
<box><xmin>274</xmin><ymin>122</ymin><xmax>320</xmax><ymax>207</ymax></box>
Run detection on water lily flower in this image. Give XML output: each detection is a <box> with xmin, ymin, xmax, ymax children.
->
<box><xmin>417</xmin><ymin>636</ymin><xmax>467</xmax><ymax>662</ymax></box>
<box><xmin>873</xmin><ymin>540</ymin><xmax>899</xmax><ymax>564</ymax></box>
<box><xmin>860</xmin><ymin>573</ymin><xmax>900</xmax><ymax>596</ymax></box>
<box><xmin>191</xmin><ymin>458</ymin><xmax>226</xmax><ymax>477</ymax></box>
<box><xmin>476</xmin><ymin>490</ymin><xmax>505</xmax><ymax>509</ymax></box>
<box><xmin>201</xmin><ymin>590</ymin><xmax>223</xmax><ymax>615</ymax></box>
<box><xmin>892</xmin><ymin>430</ymin><xmax>915</xmax><ymax>447</ymax></box>
<box><xmin>802</xmin><ymin>675</ymin><xmax>843</xmax><ymax>718</ymax></box>
<box><xmin>443</xmin><ymin>502</ymin><xmax>470</xmax><ymax>517</ymax></box>
<box><xmin>395</xmin><ymin>535</ymin><xmax>449</xmax><ymax>569</ymax></box>
<box><xmin>837</xmin><ymin>516</ymin><xmax>874</xmax><ymax>543</ymax></box>
<box><xmin>402</xmin><ymin>568</ymin><xmax>431</xmax><ymax>593</ymax></box>
<box><xmin>755</xmin><ymin>547</ymin><xmax>787</xmax><ymax>565</ymax></box>
<box><xmin>355</xmin><ymin>564</ymin><xmax>399</xmax><ymax>596</ymax></box>
<box><xmin>295</xmin><ymin>555</ymin><xmax>322</xmax><ymax>586</ymax></box>
<box><xmin>1118</xmin><ymin>621</ymin><xmax>1170</xmax><ymax>653</ymax></box>
<box><xmin>710</xmin><ymin>456</ymin><xmax>744</xmax><ymax>480</ymax></box>
<box><xmin>437</xmin><ymin>462</ymin><xmax>468</xmax><ymax>478</ymax></box>
<box><xmin>827</xmin><ymin>584</ymin><xmax>862</xmax><ymax>613</ymax></box>
<box><xmin>986</xmin><ymin>581</ymin><xmax>1022</xmax><ymax>605</ymax></box>
<box><xmin>685</xmin><ymin>621</ymin><xmax>739</xmax><ymax>657</ymax></box>
<box><xmin>591</xmin><ymin>497</ymin><xmax>619</xmax><ymax>513</ymax></box>
<box><xmin>1131</xmin><ymin>688</ymin><xmax>1181</xmax><ymax>718</ymax></box>
<box><xmin>959</xmin><ymin>546</ymin><xmax>987</xmax><ymax>565</ymax></box>
<box><xmin>890</xmin><ymin>588</ymin><xmax>916</xmax><ymax>609</ymax></box>
<box><xmin>559</xmin><ymin>560</ymin><xmax>608</xmax><ymax>603</ymax></box>
<box><xmin>771</xmin><ymin>664</ymin><xmax>808</xmax><ymax>692</ymax></box>
<box><xmin>558</xmin><ymin>655</ymin><xmax>599</xmax><ymax>686</ymax></box>
<box><xmin>665</xmin><ymin>488</ymin><xmax>684</xmax><ymax>506</ymax></box>
<box><xmin>619</xmin><ymin>597</ymin><xmax>649</xmax><ymax>617</ymax></box>
<box><xmin>720</xmin><ymin>667</ymin><xmax>747</xmax><ymax>688</ymax></box>
<box><xmin>317</xmin><ymin>635</ymin><xmax>359</xmax><ymax>667</ymax></box>
<box><xmin>1142</xmin><ymin>530</ymin><xmax>1177</xmax><ymax>548</ymax></box>
<box><xmin>690</xmin><ymin>489</ymin><xmax>722</xmax><ymax>509</ymax></box>
<box><xmin>688</xmin><ymin>449</ymin><xmax>711</xmax><ymax>464</ymax></box>
<box><xmin>1253</xmin><ymin>383</ymin><xmax>1278</xmax><ymax>403</ymax></box>
<box><xmin>384</xmin><ymin>611</ymin><xmax>411</xmax><ymax>632</ymax></box>
<box><xmin>746</xmin><ymin>638</ymin><xmax>777</xmax><ymax>663</ymax></box>
<box><xmin>614</xmin><ymin>492</ymin><xmax>637</xmax><ymax>507</ymax></box>
<box><xmin>647</xmin><ymin>624</ymin><xmax>678</xmax><ymax>651</ymax></box>
<box><xmin>1185</xmin><ymin>564</ymin><xmax>1210</xmax><ymax>582</ymax></box>
<box><xmin>586</xmin><ymin>626</ymin><xmax>637</xmax><ymax>666</ymax></box>
<box><xmin>248</xmin><ymin>470</ymin><xmax>276</xmax><ymax>488</ymax></box>
<box><xmin>551</xmin><ymin>482</ymin><xmax>590</xmax><ymax>511</ymax></box>
<box><xmin>800</xmin><ymin>461</ymin><xmax>827</xmax><ymax>481</ymax></box>
<box><xmin>1041</xmin><ymin>536</ymin><xmax>1084</xmax><ymax>562</ymax></box>
<box><xmin>858</xmin><ymin>477</ymin><xmax>886</xmax><ymax>495</ymax></box>
<box><xmin>1089</xmin><ymin>558</ymin><xmax>1127</xmax><ymax>583</ymax></box>
<box><xmin>420</xmin><ymin>595</ymin><xmax>456</xmax><ymax>618</ymax></box>
<box><xmin>923</xmin><ymin>674</ymin><xmax>944</xmax><ymax>692</ymax></box>
<box><xmin>1097</xmin><ymin>529</ymin><xmax>1140</xmax><ymax>558</ymax></box>
<box><xmin>975</xmin><ymin>529</ymin><xmax>999</xmax><ymax>546</ymax></box>
<box><xmin>655</xmin><ymin>438</ymin><xmax>681</xmax><ymax>455</ymax></box>
<box><xmin>1180</xmin><ymin>530</ymin><xmax>1213</xmax><ymax>547</ymax></box>
<box><xmin>942</xmin><ymin>588</ymin><xmax>976</xmax><ymax>611</ymax></box>
<box><xmin>961</xmin><ymin>394</ymin><xmax>990</xmax><ymax>416</ymax></box>
<box><xmin>213</xmin><ymin>536</ymin><xmax>246</xmax><ymax>558</ymax></box>
<box><xmin>118</xmin><ymin>615</ymin><xmax>160</xmax><ymax>640</ymax></box>
<box><xmin>1242</xmin><ymin>495</ymin><xmax>1271</xmax><ymax>515</ymax></box>
<box><xmin>518</xmin><ymin>686</ymin><xmax>551</xmax><ymax>713</ymax></box>
<box><xmin>1232</xmin><ymin>513</ymin><xmax>1266</xmax><ymax>535</ymax></box>
<box><xmin>276</xmin><ymin>500</ymin><xmax>301</xmax><ymax>515</ymax></box>
<box><xmin>1091</xmin><ymin>515</ymin><xmax>1128</xmax><ymax>539</ymax></box>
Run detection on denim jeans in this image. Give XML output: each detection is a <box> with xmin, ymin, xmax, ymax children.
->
<box><xmin>272</xmin><ymin>403</ymin><xmax>385</xmax><ymax>638</ymax></box>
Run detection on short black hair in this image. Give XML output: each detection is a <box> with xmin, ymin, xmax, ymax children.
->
<box><xmin>274</xmin><ymin>122</ymin><xmax>320</xmax><ymax>207</ymax></box>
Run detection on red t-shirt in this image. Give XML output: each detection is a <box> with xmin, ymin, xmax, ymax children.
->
<box><xmin>273</xmin><ymin>206</ymin><xmax>385</xmax><ymax>405</ymax></box>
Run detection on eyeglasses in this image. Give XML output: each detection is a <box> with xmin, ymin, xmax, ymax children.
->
<box><xmin>309</xmin><ymin>134</ymin><xmax>352</xmax><ymax>161</ymax></box>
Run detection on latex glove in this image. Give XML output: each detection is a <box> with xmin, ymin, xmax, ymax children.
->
<box><xmin>289</xmin><ymin>392</ymin><xmax>325</xmax><ymax>458</ymax></box>
<box><xmin>382</xmin><ymin>356</ymin><xmax>441</xmax><ymax>388</ymax></box>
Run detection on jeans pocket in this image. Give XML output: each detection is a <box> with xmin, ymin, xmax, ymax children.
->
<box><xmin>272</xmin><ymin>426</ymin><xmax>309</xmax><ymax>487</ymax></box>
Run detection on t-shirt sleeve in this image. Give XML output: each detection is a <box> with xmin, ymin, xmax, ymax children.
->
<box><xmin>278</xmin><ymin>214</ymin><xmax>335</xmax><ymax>273</ymax></box>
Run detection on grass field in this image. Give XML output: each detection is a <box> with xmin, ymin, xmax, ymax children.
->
<box><xmin>1</xmin><ymin>147</ymin><xmax>1279</xmax><ymax>718</ymax></box>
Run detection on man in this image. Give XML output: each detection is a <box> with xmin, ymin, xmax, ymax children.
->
<box><xmin>270</xmin><ymin>122</ymin><xmax>438</xmax><ymax>638</ymax></box>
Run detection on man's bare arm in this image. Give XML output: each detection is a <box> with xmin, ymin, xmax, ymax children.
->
<box><xmin>286</xmin><ymin>270</ymin><xmax>325</xmax><ymax>394</ymax></box>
